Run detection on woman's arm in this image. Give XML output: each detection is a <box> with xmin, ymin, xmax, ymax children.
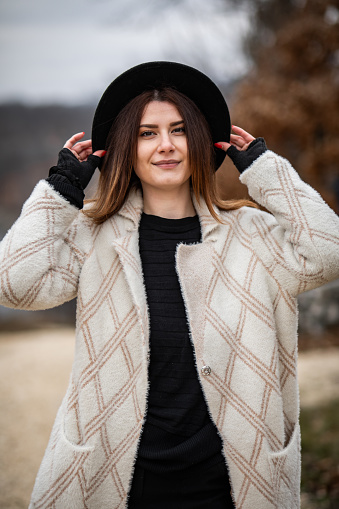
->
<box><xmin>216</xmin><ymin>127</ymin><xmax>339</xmax><ymax>296</ymax></box>
<box><xmin>0</xmin><ymin>181</ymin><xmax>84</xmax><ymax>310</ymax></box>
<box><xmin>0</xmin><ymin>134</ymin><xmax>105</xmax><ymax>311</ymax></box>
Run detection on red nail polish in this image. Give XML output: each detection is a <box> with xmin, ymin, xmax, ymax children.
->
<box><xmin>102</xmin><ymin>151</ymin><xmax>107</xmax><ymax>156</ymax></box>
<box><xmin>214</xmin><ymin>143</ymin><xmax>223</xmax><ymax>149</ymax></box>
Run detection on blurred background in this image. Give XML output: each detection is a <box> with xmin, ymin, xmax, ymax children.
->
<box><xmin>0</xmin><ymin>0</ymin><xmax>338</xmax><ymax>507</ymax></box>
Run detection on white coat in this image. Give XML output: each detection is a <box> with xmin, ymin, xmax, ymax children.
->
<box><xmin>1</xmin><ymin>150</ymin><xmax>339</xmax><ymax>509</ymax></box>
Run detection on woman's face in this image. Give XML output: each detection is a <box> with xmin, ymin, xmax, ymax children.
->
<box><xmin>134</xmin><ymin>100</ymin><xmax>191</xmax><ymax>194</ymax></box>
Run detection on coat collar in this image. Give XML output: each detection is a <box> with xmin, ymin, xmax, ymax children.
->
<box><xmin>117</xmin><ymin>188</ymin><xmax>221</xmax><ymax>242</ymax></box>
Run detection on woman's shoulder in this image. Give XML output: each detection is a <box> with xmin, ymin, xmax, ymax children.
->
<box><xmin>80</xmin><ymin>201</ymin><xmax>137</xmax><ymax>241</ymax></box>
<box><xmin>217</xmin><ymin>204</ymin><xmax>274</xmax><ymax>225</ymax></box>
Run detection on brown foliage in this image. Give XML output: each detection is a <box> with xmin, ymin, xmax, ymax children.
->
<box><xmin>229</xmin><ymin>0</ymin><xmax>339</xmax><ymax>212</ymax></box>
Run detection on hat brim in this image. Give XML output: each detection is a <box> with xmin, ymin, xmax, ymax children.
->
<box><xmin>92</xmin><ymin>61</ymin><xmax>230</xmax><ymax>170</ymax></box>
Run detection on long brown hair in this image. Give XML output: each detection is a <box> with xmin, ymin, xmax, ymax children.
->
<box><xmin>84</xmin><ymin>88</ymin><xmax>257</xmax><ymax>224</ymax></box>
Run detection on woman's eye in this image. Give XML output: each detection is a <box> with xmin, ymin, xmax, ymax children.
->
<box><xmin>172</xmin><ymin>127</ymin><xmax>185</xmax><ymax>134</ymax></box>
<box><xmin>140</xmin><ymin>130</ymin><xmax>155</xmax><ymax>137</ymax></box>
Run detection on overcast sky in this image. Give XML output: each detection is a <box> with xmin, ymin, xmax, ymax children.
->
<box><xmin>0</xmin><ymin>0</ymin><xmax>251</xmax><ymax>105</ymax></box>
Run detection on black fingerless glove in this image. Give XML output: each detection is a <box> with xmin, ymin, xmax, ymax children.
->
<box><xmin>226</xmin><ymin>137</ymin><xmax>267</xmax><ymax>174</ymax></box>
<box><xmin>46</xmin><ymin>148</ymin><xmax>101</xmax><ymax>209</ymax></box>
<box><xmin>49</xmin><ymin>148</ymin><xmax>101</xmax><ymax>189</ymax></box>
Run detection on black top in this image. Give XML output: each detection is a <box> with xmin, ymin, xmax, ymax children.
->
<box><xmin>136</xmin><ymin>212</ymin><xmax>224</xmax><ymax>473</ymax></box>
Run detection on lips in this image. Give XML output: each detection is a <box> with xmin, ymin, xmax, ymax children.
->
<box><xmin>152</xmin><ymin>159</ymin><xmax>180</xmax><ymax>168</ymax></box>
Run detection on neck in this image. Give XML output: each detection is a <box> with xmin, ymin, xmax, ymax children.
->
<box><xmin>141</xmin><ymin>185</ymin><xmax>196</xmax><ymax>219</ymax></box>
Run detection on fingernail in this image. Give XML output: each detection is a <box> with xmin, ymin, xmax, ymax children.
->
<box><xmin>102</xmin><ymin>151</ymin><xmax>107</xmax><ymax>156</ymax></box>
<box><xmin>214</xmin><ymin>143</ymin><xmax>223</xmax><ymax>149</ymax></box>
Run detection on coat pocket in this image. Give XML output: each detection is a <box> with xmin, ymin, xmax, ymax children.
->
<box><xmin>29</xmin><ymin>406</ymin><xmax>94</xmax><ymax>509</ymax></box>
<box><xmin>268</xmin><ymin>422</ymin><xmax>301</xmax><ymax>509</ymax></box>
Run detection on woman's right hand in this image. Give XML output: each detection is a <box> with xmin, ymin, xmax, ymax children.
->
<box><xmin>63</xmin><ymin>132</ymin><xmax>106</xmax><ymax>162</ymax></box>
<box><xmin>51</xmin><ymin>132</ymin><xmax>106</xmax><ymax>190</ymax></box>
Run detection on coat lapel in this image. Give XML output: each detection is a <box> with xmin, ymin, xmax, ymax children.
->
<box><xmin>176</xmin><ymin>194</ymin><xmax>223</xmax><ymax>360</ymax></box>
<box><xmin>112</xmin><ymin>190</ymin><xmax>149</xmax><ymax>349</ymax></box>
<box><xmin>176</xmin><ymin>241</ymin><xmax>216</xmax><ymax>361</ymax></box>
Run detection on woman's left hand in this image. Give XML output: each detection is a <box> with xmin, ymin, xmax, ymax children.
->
<box><xmin>215</xmin><ymin>125</ymin><xmax>255</xmax><ymax>152</ymax></box>
<box><xmin>214</xmin><ymin>125</ymin><xmax>267</xmax><ymax>174</ymax></box>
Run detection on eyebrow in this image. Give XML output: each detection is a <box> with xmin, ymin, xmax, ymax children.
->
<box><xmin>139</xmin><ymin>120</ymin><xmax>184</xmax><ymax>128</ymax></box>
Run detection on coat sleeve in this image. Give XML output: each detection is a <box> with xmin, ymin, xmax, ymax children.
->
<box><xmin>240</xmin><ymin>150</ymin><xmax>339</xmax><ymax>297</ymax></box>
<box><xmin>0</xmin><ymin>180</ymin><xmax>88</xmax><ymax>310</ymax></box>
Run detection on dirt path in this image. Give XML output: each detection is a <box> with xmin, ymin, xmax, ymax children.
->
<box><xmin>0</xmin><ymin>328</ymin><xmax>338</xmax><ymax>508</ymax></box>
<box><xmin>298</xmin><ymin>347</ymin><xmax>339</xmax><ymax>408</ymax></box>
<box><xmin>0</xmin><ymin>328</ymin><xmax>74</xmax><ymax>509</ymax></box>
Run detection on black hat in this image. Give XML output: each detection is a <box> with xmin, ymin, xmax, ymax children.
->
<box><xmin>92</xmin><ymin>61</ymin><xmax>230</xmax><ymax>170</ymax></box>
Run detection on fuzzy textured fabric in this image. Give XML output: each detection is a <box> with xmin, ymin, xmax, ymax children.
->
<box><xmin>1</xmin><ymin>151</ymin><xmax>339</xmax><ymax>509</ymax></box>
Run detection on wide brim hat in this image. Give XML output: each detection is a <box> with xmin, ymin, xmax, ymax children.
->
<box><xmin>92</xmin><ymin>61</ymin><xmax>231</xmax><ymax>170</ymax></box>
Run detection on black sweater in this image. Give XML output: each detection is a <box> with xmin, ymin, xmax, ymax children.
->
<box><xmin>136</xmin><ymin>212</ymin><xmax>224</xmax><ymax>473</ymax></box>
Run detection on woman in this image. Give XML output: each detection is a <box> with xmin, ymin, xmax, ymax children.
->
<box><xmin>0</xmin><ymin>61</ymin><xmax>338</xmax><ymax>509</ymax></box>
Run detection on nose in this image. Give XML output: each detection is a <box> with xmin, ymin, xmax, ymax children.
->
<box><xmin>157</xmin><ymin>133</ymin><xmax>175</xmax><ymax>153</ymax></box>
